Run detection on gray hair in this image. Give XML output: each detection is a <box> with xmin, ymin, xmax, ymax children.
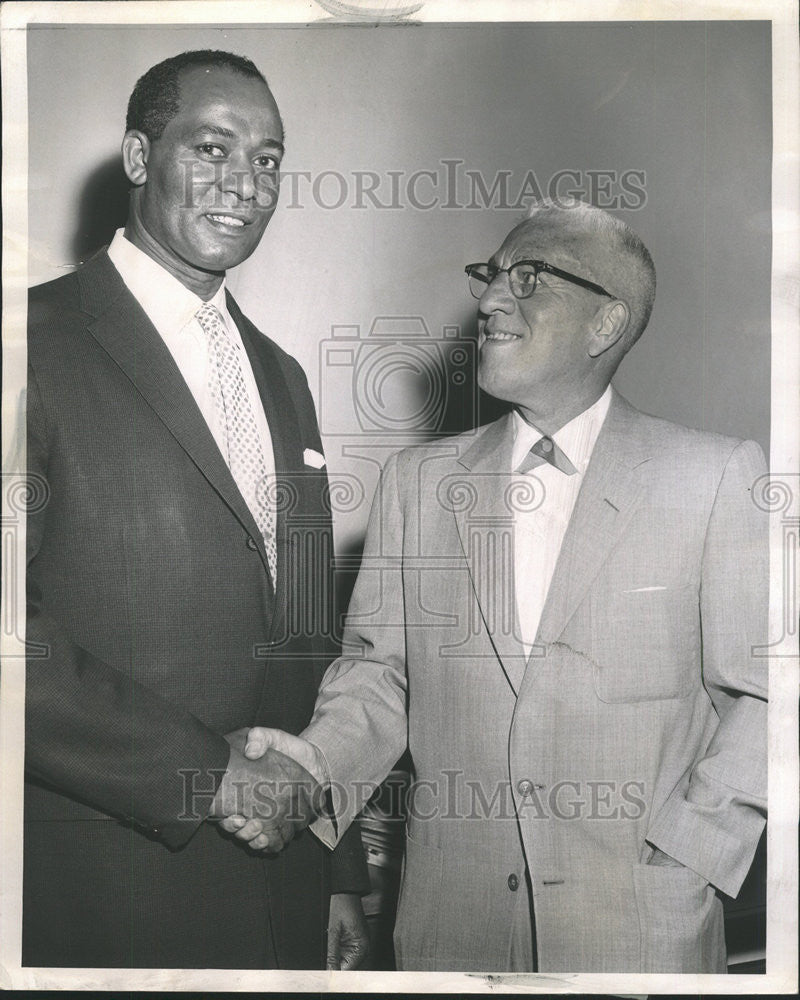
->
<box><xmin>520</xmin><ymin>198</ymin><xmax>656</xmax><ymax>343</ymax></box>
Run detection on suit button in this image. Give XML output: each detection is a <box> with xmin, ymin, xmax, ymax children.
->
<box><xmin>246</xmin><ymin>536</ymin><xmax>258</xmax><ymax>550</ymax></box>
<box><xmin>507</xmin><ymin>873</ymin><xmax>519</xmax><ymax>891</ymax></box>
<box><xmin>517</xmin><ymin>779</ymin><xmax>533</xmax><ymax>796</ymax></box>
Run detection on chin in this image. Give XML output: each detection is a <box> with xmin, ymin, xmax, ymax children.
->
<box><xmin>194</xmin><ymin>244</ymin><xmax>258</xmax><ymax>273</ymax></box>
<box><xmin>190</xmin><ymin>226</ymin><xmax>268</xmax><ymax>273</ymax></box>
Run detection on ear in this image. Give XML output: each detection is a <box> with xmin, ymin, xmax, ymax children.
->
<box><xmin>122</xmin><ymin>130</ymin><xmax>150</xmax><ymax>186</ymax></box>
<box><xmin>587</xmin><ymin>300</ymin><xmax>630</xmax><ymax>358</ymax></box>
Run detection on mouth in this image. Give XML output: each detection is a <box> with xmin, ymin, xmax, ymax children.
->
<box><xmin>482</xmin><ymin>330</ymin><xmax>522</xmax><ymax>343</ymax></box>
<box><xmin>205</xmin><ymin>213</ymin><xmax>252</xmax><ymax>232</ymax></box>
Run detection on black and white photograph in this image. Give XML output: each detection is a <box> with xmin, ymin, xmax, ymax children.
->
<box><xmin>1</xmin><ymin>0</ymin><xmax>797</xmax><ymax>992</ymax></box>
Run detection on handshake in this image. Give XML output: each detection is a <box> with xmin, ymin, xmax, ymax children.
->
<box><xmin>210</xmin><ymin>727</ymin><xmax>325</xmax><ymax>853</ymax></box>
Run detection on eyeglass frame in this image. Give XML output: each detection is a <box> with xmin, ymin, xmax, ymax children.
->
<box><xmin>465</xmin><ymin>259</ymin><xmax>614</xmax><ymax>301</ymax></box>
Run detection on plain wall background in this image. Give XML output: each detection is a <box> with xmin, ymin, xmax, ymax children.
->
<box><xmin>27</xmin><ymin>21</ymin><xmax>772</xmax><ymax>553</ymax></box>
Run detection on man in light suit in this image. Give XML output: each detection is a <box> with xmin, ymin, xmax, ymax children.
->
<box><xmin>24</xmin><ymin>50</ymin><xmax>369</xmax><ymax>969</ymax></box>
<box><xmin>234</xmin><ymin>200</ymin><xmax>768</xmax><ymax>972</ymax></box>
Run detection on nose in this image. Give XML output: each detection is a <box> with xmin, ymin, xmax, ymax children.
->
<box><xmin>478</xmin><ymin>269</ymin><xmax>515</xmax><ymax>316</ymax></box>
<box><xmin>218</xmin><ymin>153</ymin><xmax>256</xmax><ymax>202</ymax></box>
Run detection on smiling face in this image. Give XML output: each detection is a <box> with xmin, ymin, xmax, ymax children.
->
<box><xmin>476</xmin><ymin>220</ymin><xmax>614</xmax><ymax>421</ymax></box>
<box><xmin>123</xmin><ymin>65</ymin><xmax>284</xmax><ymax>297</ymax></box>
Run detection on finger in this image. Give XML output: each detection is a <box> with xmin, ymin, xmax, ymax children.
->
<box><xmin>250</xmin><ymin>826</ymin><xmax>289</xmax><ymax>853</ymax></box>
<box><xmin>234</xmin><ymin>816</ymin><xmax>294</xmax><ymax>843</ymax></box>
<box><xmin>233</xmin><ymin>818</ymin><xmax>267</xmax><ymax>842</ymax></box>
<box><xmin>218</xmin><ymin>814</ymin><xmax>247</xmax><ymax>833</ymax></box>
<box><xmin>326</xmin><ymin>928</ymin><xmax>340</xmax><ymax>971</ymax></box>
<box><xmin>340</xmin><ymin>938</ymin><xmax>369</xmax><ymax>970</ymax></box>
<box><xmin>247</xmin><ymin>830</ymin><xmax>275</xmax><ymax>852</ymax></box>
<box><xmin>243</xmin><ymin>726</ymin><xmax>272</xmax><ymax>759</ymax></box>
<box><xmin>337</xmin><ymin>947</ymin><xmax>355</xmax><ymax>971</ymax></box>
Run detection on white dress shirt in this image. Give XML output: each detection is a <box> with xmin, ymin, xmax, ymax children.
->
<box><xmin>511</xmin><ymin>386</ymin><xmax>612</xmax><ymax>655</ymax></box>
<box><xmin>107</xmin><ymin>229</ymin><xmax>276</xmax><ymax>531</ymax></box>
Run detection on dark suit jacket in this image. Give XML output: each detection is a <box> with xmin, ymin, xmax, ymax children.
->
<box><xmin>23</xmin><ymin>250</ymin><xmax>368</xmax><ymax>969</ymax></box>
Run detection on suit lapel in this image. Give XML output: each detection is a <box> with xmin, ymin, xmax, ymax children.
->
<box><xmin>80</xmin><ymin>253</ymin><xmax>268</xmax><ymax>563</ymax></box>
<box><xmin>452</xmin><ymin>415</ymin><xmax>528</xmax><ymax>694</ymax></box>
<box><xmin>535</xmin><ymin>390</ymin><xmax>652</xmax><ymax>648</ymax></box>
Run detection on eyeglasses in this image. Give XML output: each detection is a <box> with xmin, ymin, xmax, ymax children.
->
<box><xmin>465</xmin><ymin>259</ymin><xmax>614</xmax><ymax>301</ymax></box>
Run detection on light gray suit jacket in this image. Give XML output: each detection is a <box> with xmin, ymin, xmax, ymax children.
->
<box><xmin>306</xmin><ymin>389</ymin><xmax>768</xmax><ymax>972</ymax></box>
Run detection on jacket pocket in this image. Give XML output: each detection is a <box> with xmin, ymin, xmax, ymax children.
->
<box><xmin>632</xmin><ymin>862</ymin><xmax>726</xmax><ymax>972</ymax></box>
<box><xmin>588</xmin><ymin>586</ymin><xmax>700</xmax><ymax>702</ymax></box>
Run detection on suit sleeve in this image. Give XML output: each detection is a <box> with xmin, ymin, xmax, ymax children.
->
<box><xmin>276</xmin><ymin>361</ymin><xmax>372</xmax><ymax>894</ymax></box>
<box><xmin>328</xmin><ymin>823</ymin><xmax>371</xmax><ymax>895</ymax></box>
<box><xmin>647</xmin><ymin>439</ymin><xmax>769</xmax><ymax>897</ymax></box>
<box><xmin>304</xmin><ymin>453</ymin><xmax>410</xmax><ymax>849</ymax></box>
<box><xmin>25</xmin><ymin>365</ymin><xmax>231</xmax><ymax>849</ymax></box>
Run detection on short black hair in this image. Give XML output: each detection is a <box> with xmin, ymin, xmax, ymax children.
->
<box><xmin>126</xmin><ymin>50</ymin><xmax>269</xmax><ymax>141</ymax></box>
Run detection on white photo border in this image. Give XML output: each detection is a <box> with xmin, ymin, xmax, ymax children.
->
<box><xmin>1</xmin><ymin>0</ymin><xmax>797</xmax><ymax>993</ymax></box>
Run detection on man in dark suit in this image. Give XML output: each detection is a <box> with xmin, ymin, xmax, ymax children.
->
<box><xmin>24</xmin><ymin>49</ymin><xmax>369</xmax><ymax>969</ymax></box>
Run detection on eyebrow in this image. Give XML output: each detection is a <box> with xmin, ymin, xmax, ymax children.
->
<box><xmin>190</xmin><ymin>124</ymin><xmax>285</xmax><ymax>154</ymax></box>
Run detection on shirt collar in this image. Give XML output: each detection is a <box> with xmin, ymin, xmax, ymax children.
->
<box><xmin>511</xmin><ymin>384</ymin><xmax>612</xmax><ymax>474</ymax></box>
<box><xmin>107</xmin><ymin>229</ymin><xmax>229</xmax><ymax>337</ymax></box>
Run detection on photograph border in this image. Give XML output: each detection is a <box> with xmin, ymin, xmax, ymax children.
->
<box><xmin>1</xmin><ymin>0</ymin><xmax>797</xmax><ymax>993</ymax></box>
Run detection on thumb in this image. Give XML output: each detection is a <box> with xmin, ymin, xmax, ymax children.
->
<box><xmin>243</xmin><ymin>726</ymin><xmax>278</xmax><ymax>759</ymax></box>
<box><xmin>245</xmin><ymin>726</ymin><xmax>313</xmax><ymax>764</ymax></box>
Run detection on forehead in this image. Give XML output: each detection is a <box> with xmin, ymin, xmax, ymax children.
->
<box><xmin>168</xmin><ymin>65</ymin><xmax>281</xmax><ymax>135</ymax></box>
<box><xmin>492</xmin><ymin>219</ymin><xmax>585</xmax><ymax>270</ymax></box>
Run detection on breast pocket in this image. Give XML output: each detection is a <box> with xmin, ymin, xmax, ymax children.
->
<box><xmin>587</xmin><ymin>585</ymin><xmax>700</xmax><ymax>703</ymax></box>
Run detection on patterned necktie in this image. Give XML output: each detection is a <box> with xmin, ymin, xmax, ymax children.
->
<box><xmin>517</xmin><ymin>435</ymin><xmax>578</xmax><ymax>476</ymax></box>
<box><xmin>196</xmin><ymin>303</ymin><xmax>278</xmax><ymax>583</ymax></box>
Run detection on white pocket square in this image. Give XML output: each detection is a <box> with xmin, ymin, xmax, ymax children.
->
<box><xmin>303</xmin><ymin>448</ymin><xmax>326</xmax><ymax>469</ymax></box>
<box><xmin>623</xmin><ymin>585</ymin><xmax>667</xmax><ymax>593</ymax></box>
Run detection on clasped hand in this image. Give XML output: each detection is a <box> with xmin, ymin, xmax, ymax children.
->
<box><xmin>210</xmin><ymin>727</ymin><xmax>323</xmax><ymax>853</ymax></box>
